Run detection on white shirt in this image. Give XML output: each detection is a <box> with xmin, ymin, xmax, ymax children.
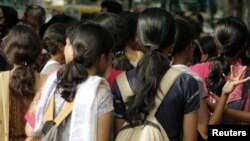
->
<box><xmin>41</xmin><ymin>60</ymin><xmax>61</xmax><ymax>74</ymax></box>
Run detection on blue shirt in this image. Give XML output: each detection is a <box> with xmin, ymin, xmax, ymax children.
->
<box><xmin>112</xmin><ymin>68</ymin><xmax>200</xmax><ymax>141</ymax></box>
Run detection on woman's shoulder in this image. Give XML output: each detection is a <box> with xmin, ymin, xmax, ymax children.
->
<box><xmin>0</xmin><ymin>70</ymin><xmax>10</xmax><ymax>75</ymax></box>
<box><xmin>176</xmin><ymin>72</ymin><xmax>198</xmax><ymax>83</ymax></box>
<box><xmin>189</xmin><ymin>62</ymin><xmax>211</xmax><ymax>79</ymax></box>
<box><xmin>0</xmin><ymin>71</ymin><xmax>10</xmax><ymax>80</ymax></box>
<box><xmin>189</xmin><ymin>62</ymin><xmax>211</xmax><ymax>71</ymax></box>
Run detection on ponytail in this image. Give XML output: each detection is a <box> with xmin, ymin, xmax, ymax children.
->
<box><xmin>56</xmin><ymin>57</ymin><xmax>92</xmax><ymax>102</ymax></box>
<box><xmin>112</xmin><ymin>51</ymin><xmax>134</xmax><ymax>71</ymax></box>
<box><xmin>207</xmin><ymin>17</ymin><xmax>248</xmax><ymax>96</ymax></box>
<box><xmin>126</xmin><ymin>51</ymin><xmax>169</xmax><ymax>126</ymax></box>
<box><xmin>9</xmin><ymin>65</ymin><xmax>35</xmax><ymax>99</ymax></box>
<box><xmin>206</xmin><ymin>55</ymin><xmax>230</xmax><ymax>96</ymax></box>
<box><xmin>58</xmin><ymin>22</ymin><xmax>114</xmax><ymax>102</ymax></box>
<box><xmin>3</xmin><ymin>24</ymin><xmax>42</xmax><ymax>99</ymax></box>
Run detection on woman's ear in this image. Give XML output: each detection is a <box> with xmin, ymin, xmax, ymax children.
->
<box><xmin>201</xmin><ymin>54</ymin><xmax>208</xmax><ymax>62</ymax></box>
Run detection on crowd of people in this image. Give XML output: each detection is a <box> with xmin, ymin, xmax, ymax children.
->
<box><xmin>0</xmin><ymin>1</ymin><xmax>250</xmax><ymax>141</ymax></box>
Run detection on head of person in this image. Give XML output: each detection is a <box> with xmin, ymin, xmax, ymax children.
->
<box><xmin>23</xmin><ymin>5</ymin><xmax>46</xmax><ymax>28</ymax></box>
<box><xmin>241</xmin><ymin>32</ymin><xmax>250</xmax><ymax>67</ymax></box>
<box><xmin>126</xmin><ymin>8</ymin><xmax>175</xmax><ymax>126</ymax></box>
<box><xmin>0</xmin><ymin>6</ymin><xmax>19</xmax><ymax>36</ymax></box>
<box><xmin>190</xmin><ymin>12</ymin><xmax>203</xmax><ymax>35</ymax></box>
<box><xmin>190</xmin><ymin>12</ymin><xmax>204</xmax><ymax>26</ymax></box>
<box><xmin>64</xmin><ymin>7</ymin><xmax>82</xmax><ymax>21</ymax></box>
<box><xmin>40</xmin><ymin>14</ymin><xmax>77</xmax><ymax>37</ymax></box>
<box><xmin>100</xmin><ymin>0</ymin><xmax>123</xmax><ymax>14</ymax></box>
<box><xmin>174</xmin><ymin>10</ymin><xmax>185</xmax><ymax>19</ymax></box>
<box><xmin>3</xmin><ymin>24</ymin><xmax>42</xmax><ymax>98</ymax></box>
<box><xmin>43</xmin><ymin>23</ymin><xmax>68</xmax><ymax>64</ymax></box>
<box><xmin>207</xmin><ymin>16</ymin><xmax>248</xmax><ymax>95</ymax></box>
<box><xmin>95</xmin><ymin>13</ymin><xmax>133</xmax><ymax>71</ymax></box>
<box><xmin>171</xmin><ymin>19</ymin><xmax>196</xmax><ymax>63</ymax></box>
<box><xmin>57</xmin><ymin>22</ymin><xmax>114</xmax><ymax>102</ymax></box>
<box><xmin>119</xmin><ymin>11</ymin><xmax>138</xmax><ymax>48</ymax></box>
<box><xmin>198</xmin><ymin>36</ymin><xmax>218</xmax><ymax>62</ymax></box>
<box><xmin>134</xmin><ymin>2</ymin><xmax>147</xmax><ymax>14</ymax></box>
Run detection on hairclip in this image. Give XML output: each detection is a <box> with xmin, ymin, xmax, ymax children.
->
<box><xmin>114</xmin><ymin>51</ymin><xmax>124</xmax><ymax>57</ymax></box>
<box><xmin>22</xmin><ymin>61</ymin><xmax>28</xmax><ymax>67</ymax></box>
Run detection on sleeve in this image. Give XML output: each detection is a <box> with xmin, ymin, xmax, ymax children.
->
<box><xmin>111</xmin><ymin>80</ymin><xmax>127</xmax><ymax>119</ymax></box>
<box><xmin>197</xmin><ymin>80</ymin><xmax>207</xmax><ymax>99</ymax></box>
<box><xmin>183</xmin><ymin>74</ymin><xmax>200</xmax><ymax>114</ymax></box>
<box><xmin>97</xmin><ymin>87</ymin><xmax>114</xmax><ymax>117</ymax></box>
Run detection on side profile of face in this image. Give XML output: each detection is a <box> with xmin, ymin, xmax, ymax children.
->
<box><xmin>64</xmin><ymin>38</ymin><xmax>74</xmax><ymax>64</ymax></box>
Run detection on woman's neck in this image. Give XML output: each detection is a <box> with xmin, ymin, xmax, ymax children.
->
<box><xmin>87</xmin><ymin>65</ymin><xmax>97</xmax><ymax>76</ymax></box>
<box><xmin>172</xmin><ymin>53</ymin><xmax>189</xmax><ymax>66</ymax></box>
<box><xmin>50</xmin><ymin>54</ymin><xmax>64</xmax><ymax>64</ymax></box>
<box><xmin>124</xmin><ymin>46</ymin><xmax>138</xmax><ymax>61</ymax></box>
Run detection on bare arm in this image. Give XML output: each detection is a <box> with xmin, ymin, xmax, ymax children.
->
<box><xmin>183</xmin><ymin>111</ymin><xmax>198</xmax><ymax>141</ymax></box>
<box><xmin>208</xmin><ymin>96</ymin><xmax>250</xmax><ymax>124</ymax></box>
<box><xmin>97</xmin><ymin>111</ymin><xmax>113</xmax><ymax>141</ymax></box>
<box><xmin>224</xmin><ymin>107</ymin><xmax>250</xmax><ymax>123</ymax></box>
<box><xmin>115</xmin><ymin>118</ymin><xmax>125</xmax><ymax>135</ymax></box>
<box><xmin>198</xmin><ymin>98</ymin><xmax>209</xmax><ymax>140</ymax></box>
<box><xmin>208</xmin><ymin>94</ymin><xmax>228</xmax><ymax>125</ymax></box>
<box><xmin>209</xmin><ymin>66</ymin><xmax>250</xmax><ymax>124</ymax></box>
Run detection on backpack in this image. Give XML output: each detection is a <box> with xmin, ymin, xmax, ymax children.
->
<box><xmin>115</xmin><ymin>68</ymin><xmax>183</xmax><ymax>141</ymax></box>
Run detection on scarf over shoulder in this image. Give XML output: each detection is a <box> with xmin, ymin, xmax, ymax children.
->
<box><xmin>35</xmin><ymin>72</ymin><xmax>107</xmax><ymax>141</ymax></box>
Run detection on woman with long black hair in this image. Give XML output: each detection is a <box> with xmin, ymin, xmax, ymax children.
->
<box><xmin>112</xmin><ymin>8</ymin><xmax>200</xmax><ymax>141</ymax></box>
<box><xmin>0</xmin><ymin>24</ymin><xmax>46</xmax><ymax>141</ymax></box>
<box><xmin>32</xmin><ymin>22</ymin><xmax>114</xmax><ymax>141</ymax></box>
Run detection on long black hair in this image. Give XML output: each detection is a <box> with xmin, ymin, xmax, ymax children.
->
<box><xmin>241</xmin><ymin>32</ymin><xmax>250</xmax><ymax>67</ymax></box>
<box><xmin>56</xmin><ymin>22</ymin><xmax>114</xmax><ymax>102</ymax></box>
<box><xmin>95</xmin><ymin>13</ymin><xmax>134</xmax><ymax>71</ymax></box>
<box><xmin>43</xmin><ymin>23</ymin><xmax>67</xmax><ymax>55</ymax></box>
<box><xmin>206</xmin><ymin>17</ymin><xmax>248</xmax><ymax>95</ymax></box>
<box><xmin>126</xmin><ymin>8</ymin><xmax>175</xmax><ymax>126</ymax></box>
<box><xmin>3</xmin><ymin>24</ymin><xmax>42</xmax><ymax>98</ymax></box>
<box><xmin>171</xmin><ymin>19</ymin><xmax>195</xmax><ymax>56</ymax></box>
<box><xmin>198</xmin><ymin>36</ymin><xmax>218</xmax><ymax>62</ymax></box>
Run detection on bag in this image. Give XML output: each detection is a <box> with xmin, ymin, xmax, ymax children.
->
<box><xmin>41</xmin><ymin>126</ymin><xmax>58</xmax><ymax>141</ymax></box>
<box><xmin>115</xmin><ymin>68</ymin><xmax>183</xmax><ymax>141</ymax></box>
<box><xmin>41</xmin><ymin>93</ymin><xmax>73</xmax><ymax>141</ymax></box>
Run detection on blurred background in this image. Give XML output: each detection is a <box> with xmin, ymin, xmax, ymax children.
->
<box><xmin>0</xmin><ymin>0</ymin><xmax>250</xmax><ymax>30</ymax></box>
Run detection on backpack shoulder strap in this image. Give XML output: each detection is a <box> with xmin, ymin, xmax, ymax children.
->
<box><xmin>0</xmin><ymin>71</ymin><xmax>10</xmax><ymax>138</ymax></box>
<box><xmin>44</xmin><ymin>94</ymin><xmax>74</xmax><ymax>126</ymax></box>
<box><xmin>116</xmin><ymin>72</ymin><xmax>133</xmax><ymax>103</ymax></box>
<box><xmin>148</xmin><ymin>67</ymin><xmax>183</xmax><ymax>119</ymax></box>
